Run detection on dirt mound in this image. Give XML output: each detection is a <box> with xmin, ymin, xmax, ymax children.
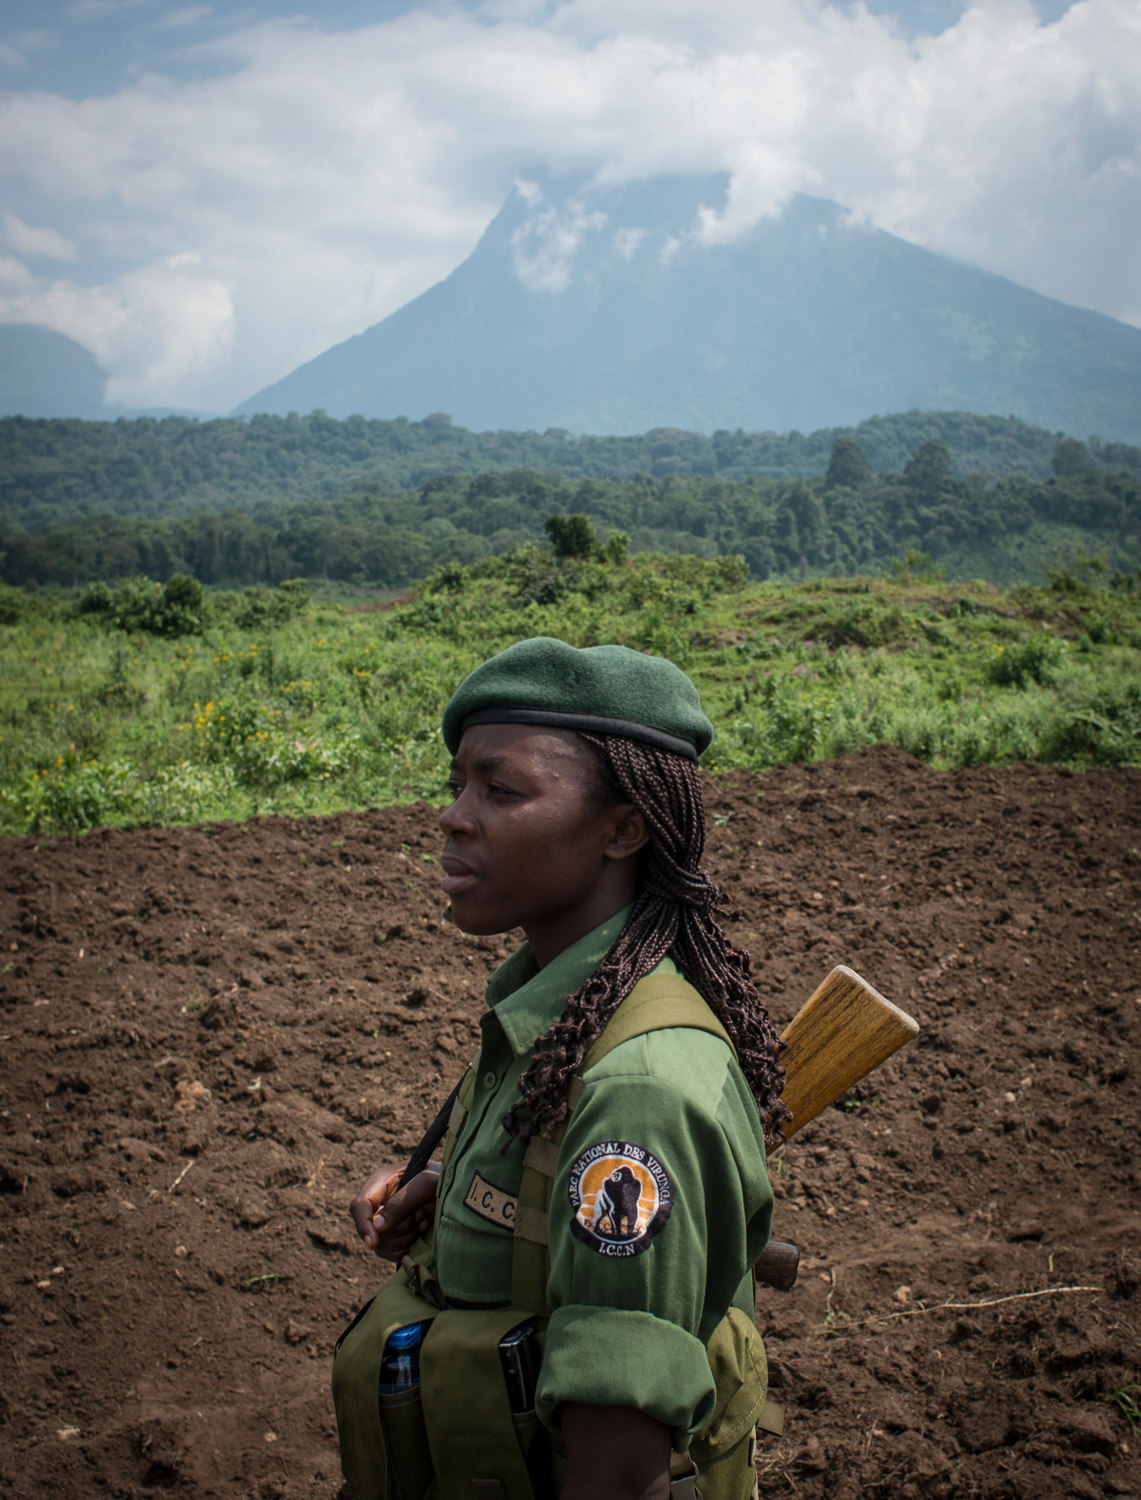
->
<box><xmin>2</xmin><ymin>747</ymin><xmax>1139</xmax><ymax>1499</ymax></box>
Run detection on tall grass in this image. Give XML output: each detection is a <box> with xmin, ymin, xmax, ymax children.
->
<box><xmin>1</xmin><ymin>550</ymin><xmax>1138</xmax><ymax>837</ymax></box>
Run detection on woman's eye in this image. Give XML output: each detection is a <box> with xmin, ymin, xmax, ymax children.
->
<box><xmin>446</xmin><ymin>781</ymin><xmax>463</xmax><ymax>800</ymax></box>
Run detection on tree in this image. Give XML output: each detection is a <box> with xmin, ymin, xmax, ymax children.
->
<box><xmin>903</xmin><ymin>439</ymin><xmax>953</xmax><ymax>502</ymax></box>
<box><xmin>1051</xmin><ymin>438</ymin><xmax>1093</xmax><ymax>479</ymax></box>
<box><xmin>544</xmin><ymin>513</ymin><xmax>600</xmax><ymax>559</ymax></box>
<box><xmin>824</xmin><ymin>436</ymin><xmax>873</xmax><ymax>490</ymax></box>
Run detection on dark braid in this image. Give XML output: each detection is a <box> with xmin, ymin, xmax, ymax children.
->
<box><xmin>504</xmin><ymin>734</ymin><xmax>791</xmax><ymax>1149</ymax></box>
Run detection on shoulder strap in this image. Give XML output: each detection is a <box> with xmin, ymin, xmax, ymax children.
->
<box><xmin>511</xmin><ymin>971</ymin><xmax>732</xmax><ymax>1311</ymax></box>
<box><xmin>567</xmin><ymin>972</ymin><xmax>733</xmax><ymax>1112</ymax></box>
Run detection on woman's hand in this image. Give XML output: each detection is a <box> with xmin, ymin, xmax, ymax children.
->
<box><xmin>348</xmin><ymin>1162</ymin><xmax>440</xmax><ymax>1261</ymax></box>
<box><xmin>560</xmin><ymin>1403</ymin><xmax>671</xmax><ymax>1500</ymax></box>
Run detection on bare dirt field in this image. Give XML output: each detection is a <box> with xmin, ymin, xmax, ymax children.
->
<box><xmin>2</xmin><ymin>745</ymin><xmax>1139</xmax><ymax>1500</ymax></box>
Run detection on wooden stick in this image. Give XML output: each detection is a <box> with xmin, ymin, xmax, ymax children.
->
<box><xmin>775</xmin><ymin>965</ymin><xmax>919</xmax><ymax>1144</ymax></box>
<box><xmin>820</xmin><ymin>1284</ymin><xmax>1103</xmax><ymax>1335</ymax></box>
<box><xmin>167</xmin><ymin>1158</ymin><xmax>196</xmax><ymax>1193</ymax></box>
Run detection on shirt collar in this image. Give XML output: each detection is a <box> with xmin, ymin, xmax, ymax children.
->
<box><xmin>484</xmin><ymin>905</ymin><xmax>633</xmax><ymax>1058</ymax></box>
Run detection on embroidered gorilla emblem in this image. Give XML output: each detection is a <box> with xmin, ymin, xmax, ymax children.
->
<box><xmin>569</xmin><ymin>1142</ymin><xmax>671</xmax><ymax>1256</ymax></box>
<box><xmin>594</xmin><ymin>1165</ymin><xmax>641</xmax><ymax>1238</ymax></box>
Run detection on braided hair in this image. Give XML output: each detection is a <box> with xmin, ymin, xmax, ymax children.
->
<box><xmin>504</xmin><ymin>732</ymin><xmax>791</xmax><ymax>1149</ymax></box>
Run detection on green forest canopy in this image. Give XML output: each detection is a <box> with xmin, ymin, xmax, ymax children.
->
<box><xmin>4</xmin><ymin>430</ymin><xmax>1139</xmax><ymax>591</ymax></box>
<box><xmin>3</xmin><ymin>408</ymin><xmax>1141</xmax><ymax>531</ymax></box>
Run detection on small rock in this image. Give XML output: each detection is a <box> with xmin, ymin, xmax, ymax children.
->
<box><xmin>174</xmin><ymin>1080</ymin><xmax>211</xmax><ymax>1113</ymax></box>
<box><xmin>236</xmin><ymin>1198</ymin><xmax>270</xmax><ymax>1229</ymax></box>
<box><xmin>1006</xmin><ymin>1219</ymin><xmax>1044</xmax><ymax>1242</ymax></box>
<box><xmin>1063</xmin><ymin>1473</ymin><xmax>1105</xmax><ymax>1500</ymax></box>
<box><xmin>954</xmin><ymin>1398</ymin><xmax>1011</xmax><ymax>1453</ymax></box>
<box><xmin>118</xmin><ymin>1137</ymin><xmax>166</xmax><ymax>1164</ymax></box>
<box><xmin>795</xmin><ymin>1435</ymin><xmax>828</xmax><ymax>1473</ymax></box>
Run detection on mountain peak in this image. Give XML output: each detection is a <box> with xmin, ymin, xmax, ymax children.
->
<box><xmin>235</xmin><ymin>175</ymin><xmax>1141</xmax><ymax>443</ymax></box>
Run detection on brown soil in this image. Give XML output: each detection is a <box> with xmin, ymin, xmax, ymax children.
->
<box><xmin>2</xmin><ymin>745</ymin><xmax>1140</xmax><ymax>1500</ymax></box>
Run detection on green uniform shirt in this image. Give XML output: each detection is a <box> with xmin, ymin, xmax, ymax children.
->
<box><xmin>431</xmin><ymin>909</ymin><xmax>774</xmax><ymax>1449</ymax></box>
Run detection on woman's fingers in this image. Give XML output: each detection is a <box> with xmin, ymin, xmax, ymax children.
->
<box><xmin>349</xmin><ymin>1163</ymin><xmax>405</xmax><ymax>1248</ymax></box>
<box><xmin>349</xmin><ymin>1164</ymin><xmax>440</xmax><ymax>1259</ymax></box>
<box><xmin>373</xmin><ymin>1169</ymin><xmax>439</xmax><ymax>1233</ymax></box>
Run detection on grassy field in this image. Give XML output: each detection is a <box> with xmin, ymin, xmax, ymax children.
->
<box><xmin>1</xmin><ymin>547</ymin><xmax>1139</xmax><ymax>837</ymax></box>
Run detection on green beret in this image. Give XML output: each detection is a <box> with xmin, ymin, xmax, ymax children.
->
<box><xmin>442</xmin><ymin>637</ymin><xmax>713</xmax><ymax>761</ymax></box>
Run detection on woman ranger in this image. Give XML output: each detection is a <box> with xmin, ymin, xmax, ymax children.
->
<box><xmin>336</xmin><ymin>638</ymin><xmax>790</xmax><ymax>1500</ymax></box>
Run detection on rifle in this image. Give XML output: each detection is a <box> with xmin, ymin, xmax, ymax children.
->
<box><xmin>755</xmin><ymin>964</ymin><xmax>919</xmax><ymax>1292</ymax></box>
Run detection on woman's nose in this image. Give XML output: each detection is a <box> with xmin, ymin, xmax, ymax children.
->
<box><xmin>439</xmin><ymin>793</ymin><xmax>471</xmax><ymax>835</ymax></box>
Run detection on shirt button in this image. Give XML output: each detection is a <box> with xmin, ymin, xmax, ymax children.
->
<box><xmin>482</xmin><ymin>1071</ymin><xmax>498</xmax><ymax>1090</ymax></box>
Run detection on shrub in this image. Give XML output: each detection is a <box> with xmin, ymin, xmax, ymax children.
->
<box><xmin>984</xmin><ymin>636</ymin><xmax>1064</xmax><ymax>689</ymax></box>
<box><xmin>76</xmin><ymin>574</ymin><xmax>206</xmax><ymax>637</ymax></box>
<box><xmin>18</xmin><ymin>752</ymin><xmax>134</xmax><ymax>834</ymax></box>
<box><xmin>0</xmin><ymin>584</ymin><xmax>33</xmax><ymax>625</ymax></box>
<box><xmin>230</xmin><ymin>579</ymin><xmax>310</xmax><ymax>629</ymax></box>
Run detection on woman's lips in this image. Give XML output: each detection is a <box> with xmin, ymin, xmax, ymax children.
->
<box><xmin>440</xmin><ymin>856</ymin><xmax>478</xmax><ymax>897</ymax></box>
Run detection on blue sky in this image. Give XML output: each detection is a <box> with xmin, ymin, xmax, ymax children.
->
<box><xmin>1</xmin><ymin>1</ymin><xmax>1133</xmax><ymax>414</ymax></box>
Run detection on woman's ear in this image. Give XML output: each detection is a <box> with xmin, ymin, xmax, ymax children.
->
<box><xmin>604</xmin><ymin>804</ymin><xmax>650</xmax><ymax>862</ymax></box>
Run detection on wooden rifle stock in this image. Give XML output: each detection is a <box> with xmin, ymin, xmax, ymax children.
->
<box><xmin>775</xmin><ymin>964</ymin><xmax>918</xmax><ymax>1145</ymax></box>
<box><xmin>754</xmin><ymin>967</ymin><xmax>917</xmax><ymax>1294</ymax></box>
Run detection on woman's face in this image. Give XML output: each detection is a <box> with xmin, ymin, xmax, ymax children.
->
<box><xmin>438</xmin><ymin>723</ymin><xmax>646</xmax><ymax>966</ymax></box>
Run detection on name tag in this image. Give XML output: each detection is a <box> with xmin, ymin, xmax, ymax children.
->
<box><xmin>463</xmin><ymin>1171</ymin><xmax>517</xmax><ymax>1230</ymax></box>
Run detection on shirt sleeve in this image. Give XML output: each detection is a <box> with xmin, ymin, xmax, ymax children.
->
<box><xmin>534</xmin><ymin>1029</ymin><xmax>773</xmax><ymax>1450</ymax></box>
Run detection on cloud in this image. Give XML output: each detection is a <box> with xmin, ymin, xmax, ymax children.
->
<box><xmin>0</xmin><ymin>0</ymin><xmax>1136</xmax><ymax>409</ymax></box>
<box><xmin>0</xmin><ymin>255</ymin><xmax>37</xmax><ymax>292</ymax></box>
<box><xmin>3</xmin><ymin>211</ymin><xmax>76</xmax><ymax>261</ymax></box>
<box><xmin>0</xmin><ymin>250</ymin><xmax>234</xmax><ymax>408</ymax></box>
<box><xmin>65</xmin><ymin>0</ymin><xmax>153</xmax><ymax>21</ymax></box>
<box><xmin>156</xmin><ymin>7</ymin><xmax>214</xmax><ymax>30</ymax></box>
<box><xmin>511</xmin><ymin>196</ymin><xmax>609</xmax><ymax>292</ymax></box>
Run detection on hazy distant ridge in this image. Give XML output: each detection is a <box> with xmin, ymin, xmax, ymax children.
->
<box><xmin>0</xmin><ymin>325</ymin><xmax>110</xmax><ymax>421</ymax></box>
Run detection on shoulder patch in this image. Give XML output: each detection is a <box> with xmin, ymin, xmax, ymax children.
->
<box><xmin>568</xmin><ymin>1140</ymin><xmax>672</xmax><ymax>1257</ymax></box>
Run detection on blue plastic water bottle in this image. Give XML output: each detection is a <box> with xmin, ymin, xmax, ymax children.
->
<box><xmin>378</xmin><ymin>1321</ymin><xmax>427</xmax><ymax>1395</ymax></box>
